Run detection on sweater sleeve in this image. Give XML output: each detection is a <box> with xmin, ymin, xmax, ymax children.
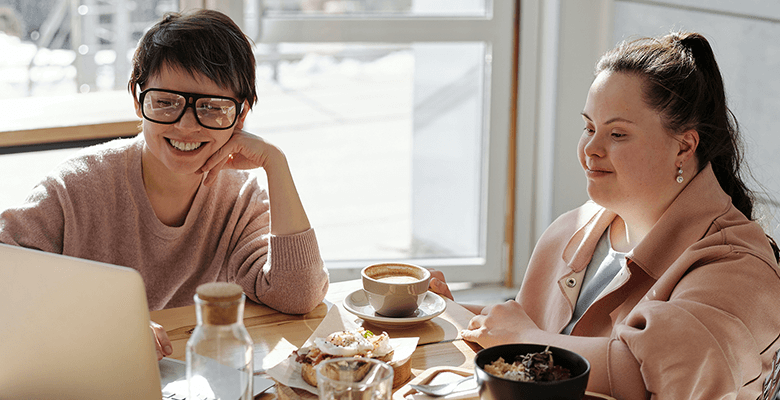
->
<box><xmin>608</xmin><ymin>252</ymin><xmax>780</xmax><ymax>399</ymax></box>
<box><xmin>226</xmin><ymin>187</ymin><xmax>329</xmax><ymax>315</ymax></box>
<box><xmin>0</xmin><ymin>178</ymin><xmax>68</xmax><ymax>253</ymax></box>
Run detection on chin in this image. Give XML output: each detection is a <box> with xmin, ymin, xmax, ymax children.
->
<box><xmin>161</xmin><ymin>159</ymin><xmax>206</xmax><ymax>177</ymax></box>
<box><xmin>585</xmin><ymin>190</ymin><xmax>613</xmax><ymax>210</ymax></box>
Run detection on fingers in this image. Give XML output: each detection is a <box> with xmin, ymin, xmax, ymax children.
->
<box><xmin>200</xmin><ymin>129</ymin><xmax>248</xmax><ymax>176</ymax></box>
<box><xmin>460</xmin><ymin>327</ymin><xmax>482</xmax><ymax>343</ymax></box>
<box><xmin>202</xmin><ymin>155</ymin><xmax>230</xmax><ymax>187</ymax></box>
<box><xmin>427</xmin><ymin>269</ymin><xmax>454</xmax><ymax>300</ymax></box>
<box><xmin>200</xmin><ymin>130</ymin><xmax>272</xmax><ymax>181</ymax></box>
<box><xmin>468</xmin><ymin>314</ymin><xmax>485</xmax><ymax>330</ymax></box>
<box><xmin>150</xmin><ymin>321</ymin><xmax>173</xmax><ymax>361</ymax></box>
<box><xmin>461</xmin><ymin>316</ymin><xmax>487</xmax><ymax>345</ymax></box>
<box><xmin>481</xmin><ymin>304</ymin><xmax>494</xmax><ymax>315</ymax></box>
<box><xmin>429</xmin><ymin>278</ymin><xmax>454</xmax><ymax>301</ymax></box>
<box><xmin>200</xmin><ymin>145</ymin><xmax>233</xmax><ymax>179</ymax></box>
<box><xmin>460</xmin><ymin>301</ymin><xmax>535</xmax><ymax>348</ymax></box>
<box><xmin>428</xmin><ymin>269</ymin><xmax>447</xmax><ymax>283</ymax></box>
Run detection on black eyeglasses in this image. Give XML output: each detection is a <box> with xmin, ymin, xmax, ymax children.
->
<box><xmin>139</xmin><ymin>88</ymin><xmax>242</xmax><ymax>130</ymax></box>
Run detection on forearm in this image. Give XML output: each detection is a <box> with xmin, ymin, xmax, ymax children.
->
<box><xmin>263</xmin><ymin>148</ymin><xmax>311</xmax><ymax>236</ymax></box>
<box><xmin>521</xmin><ymin>330</ymin><xmax>613</xmax><ymax>395</ymax></box>
<box><xmin>250</xmin><ymin>231</ymin><xmax>328</xmax><ymax>314</ymax></box>
<box><xmin>0</xmin><ymin>187</ymin><xmax>66</xmax><ymax>253</ymax></box>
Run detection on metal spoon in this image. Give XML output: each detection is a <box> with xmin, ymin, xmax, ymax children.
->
<box><xmin>410</xmin><ymin>375</ymin><xmax>473</xmax><ymax>397</ymax></box>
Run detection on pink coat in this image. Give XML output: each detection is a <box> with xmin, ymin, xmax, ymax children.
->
<box><xmin>517</xmin><ymin>164</ymin><xmax>780</xmax><ymax>399</ymax></box>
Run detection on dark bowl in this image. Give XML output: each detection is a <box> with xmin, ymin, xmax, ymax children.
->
<box><xmin>474</xmin><ymin>343</ymin><xmax>590</xmax><ymax>400</ymax></box>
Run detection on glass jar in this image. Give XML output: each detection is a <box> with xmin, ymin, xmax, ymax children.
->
<box><xmin>186</xmin><ymin>282</ymin><xmax>253</xmax><ymax>400</ymax></box>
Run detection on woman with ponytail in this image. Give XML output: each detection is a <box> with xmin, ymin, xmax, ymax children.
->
<box><xmin>430</xmin><ymin>32</ymin><xmax>780</xmax><ymax>399</ymax></box>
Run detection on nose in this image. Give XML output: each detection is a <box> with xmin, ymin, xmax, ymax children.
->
<box><xmin>582</xmin><ymin>130</ymin><xmax>605</xmax><ymax>158</ymax></box>
<box><xmin>175</xmin><ymin>102</ymin><xmax>201</xmax><ymax>130</ymax></box>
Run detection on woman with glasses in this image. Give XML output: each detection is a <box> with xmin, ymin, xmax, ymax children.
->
<box><xmin>430</xmin><ymin>31</ymin><xmax>780</xmax><ymax>399</ymax></box>
<box><xmin>0</xmin><ymin>10</ymin><xmax>328</xmax><ymax>360</ymax></box>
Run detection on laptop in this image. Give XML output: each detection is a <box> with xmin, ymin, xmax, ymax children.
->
<box><xmin>0</xmin><ymin>243</ymin><xmax>163</xmax><ymax>399</ymax></box>
<box><xmin>0</xmin><ymin>243</ymin><xmax>276</xmax><ymax>400</ymax></box>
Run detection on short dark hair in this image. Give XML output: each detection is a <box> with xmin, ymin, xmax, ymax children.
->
<box><xmin>128</xmin><ymin>9</ymin><xmax>257</xmax><ymax>107</ymax></box>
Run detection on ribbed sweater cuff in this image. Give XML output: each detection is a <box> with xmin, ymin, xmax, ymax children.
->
<box><xmin>267</xmin><ymin>228</ymin><xmax>322</xmax><ymax>269</ymax></box>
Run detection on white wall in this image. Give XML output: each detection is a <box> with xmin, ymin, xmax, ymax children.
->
<box><xmin>514</xmin><ymin>0</ymin><xmax>780</xmax><ymax>282</ymax></box>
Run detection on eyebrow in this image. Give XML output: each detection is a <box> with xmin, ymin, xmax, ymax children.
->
<box><xmin>581</xmin><ymin>112</ymin><xmax>635</xmax><ymax>125</ymax></box>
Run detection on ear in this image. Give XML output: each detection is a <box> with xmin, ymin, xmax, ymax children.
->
<box><xmin>235</xmin><ymin>101</ymin><xmax>250</xmax><ymax>130</ymax></box>
<box><xmin>677</xmin><ymin>129</ymin><xmax>700</xmax><ymax>166</ymax></box>
<box><xmin>133</xmin><ymin>95</ymin><xmax>143</xmax><ymax>120</ymax></box>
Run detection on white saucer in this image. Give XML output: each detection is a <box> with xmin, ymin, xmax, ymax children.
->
<box><xmin>342</xmin><ymin>289</ymin><xmax>447</xmax><ymax>329</ymax></box>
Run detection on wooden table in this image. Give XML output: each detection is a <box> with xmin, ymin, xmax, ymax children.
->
<box><xmin>151</xmin><ymin>280</ymin><xmax>616</xmax><ymax>400</ymax></box>
<box><xmin>150</xmin><ymin>280</ymin><xmax>482</xmax><ymax>398</ymax></box>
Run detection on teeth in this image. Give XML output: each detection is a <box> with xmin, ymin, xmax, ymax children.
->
<box><xmin>169</xmin><ymin>139</ymin><xmax>203</xmax><ymax>152</ymax></box>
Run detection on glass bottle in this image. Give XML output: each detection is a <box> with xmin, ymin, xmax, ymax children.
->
<box><xmin>187</xmin><ymin>282</ymin><xmax>253</xmax><ymax>400</ymax></box>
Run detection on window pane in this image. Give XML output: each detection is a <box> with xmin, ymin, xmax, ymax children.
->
<box><xmin>1</xmin><ymin>2</ymin><xmax>494</xmax><ymax>267</ymax></box>
<box><xmin>246</xmin><ymin>42</ymin><xmax>486</xmax><ymax>262</ymax></box>
<box><xmin>1</xmin><ymin>1</ymin><xmax>511</xmax><ymax>283</ymax></box>
<box><xmin>0</xmin><ymin>147</ymin><xmax>84</xmax><ymax>209</ymax></box>
<box><xmin>0</xmin><ymin>1</ymin><xmax>177</xmax><ymax>98</ymax></box>
<box><xmin>258</xmin><ymin>0</ymin><xmax>489</xmax><ymax>17</ymax></box>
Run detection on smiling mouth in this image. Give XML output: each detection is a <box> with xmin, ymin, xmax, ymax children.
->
<box><xmin>167</xmin><ymin>138</ymin><xmax>204</xmax><ymax>152</ymax></box>
<box><xmin>586</xmin><ymin>166</ymin><xmax>612</xmax><ymax>175</ymax></box>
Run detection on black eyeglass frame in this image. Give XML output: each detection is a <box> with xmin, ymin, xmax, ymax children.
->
<box><xmin>138</xmin><ymin>88</ymin><xmax>243</xmax><ymax>130</ymax></box>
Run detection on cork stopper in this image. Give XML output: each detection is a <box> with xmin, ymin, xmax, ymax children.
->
<box><xmin>195</xmin><ymin>282</ymin><xmax>243</xmax><ymax>325</ymax></box>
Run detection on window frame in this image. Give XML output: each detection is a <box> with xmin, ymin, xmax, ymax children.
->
<box><xmin>0</xmin><ymin>0</ymin><xmax>518</xmax><ymax>285</ymax></box>
<box><xmin>251</xmin><ymin>4</ymin><xmax>517</xmax><ymax>283</ymax></box>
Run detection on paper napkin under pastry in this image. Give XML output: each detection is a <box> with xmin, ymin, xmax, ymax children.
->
<box><xmin>266</xmin><ymin>305</ymin><xmax>419</xmax><ymax>395</ymax></box>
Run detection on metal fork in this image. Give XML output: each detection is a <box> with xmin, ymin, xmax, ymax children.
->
<box><xmin>760</xmin><ymin>347</ymin><xmax>780</xmax><ymax>400</ymax></box>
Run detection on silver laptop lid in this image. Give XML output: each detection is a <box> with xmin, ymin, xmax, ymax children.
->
<box><xmin>0</xmin><ymin>243</ymin><xmax>162</xmax><ymax>400</ymax></box>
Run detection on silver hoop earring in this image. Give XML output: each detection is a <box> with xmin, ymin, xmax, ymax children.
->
<box><xmin>676</xmin><ymin>163</ymin><xmax>684</xmax><ymax>184</ymax></box>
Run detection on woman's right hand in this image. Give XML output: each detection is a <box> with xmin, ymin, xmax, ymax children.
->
<box><xmin>150</xmin><ymin>320</ymin><xmax>173</xmax><ymax>361</ymax></box>
<box><xmin>428</xmin><ymin>269</ymin><xmax>454</xmax><ymax>300</ymax></box>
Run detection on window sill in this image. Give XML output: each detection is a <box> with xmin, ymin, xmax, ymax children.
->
<box><xmin>0</xmin><ymin>91</ymin><xmax>140</xmax><ymax>150</ymax></box>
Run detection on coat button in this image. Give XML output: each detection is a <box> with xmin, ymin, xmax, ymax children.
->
<box><xmin>566</xmin><ymin>277</ymin><xmax>577</xmax><ymax>288</ymax></box>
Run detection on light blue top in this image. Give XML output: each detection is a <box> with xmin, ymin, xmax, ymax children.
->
<box><xmin>562</xmin><ymin>228</ymin><xmax>626</xmax><ymax>335</ymax></box>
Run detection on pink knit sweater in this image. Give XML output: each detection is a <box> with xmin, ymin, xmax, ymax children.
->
<box><xmin>0</xmin><ymin>136</ymin><xmax>328</xmax><ymax>312</ymax></box>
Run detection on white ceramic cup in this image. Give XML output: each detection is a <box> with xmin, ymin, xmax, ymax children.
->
<box><xmin>361</xmin><ymin>263</ymin><xmax>431</xmax><ymax>317</ymax></box>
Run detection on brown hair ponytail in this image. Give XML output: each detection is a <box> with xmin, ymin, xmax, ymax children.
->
<box><xmin>596</xmin><ymin>32</ymin><xmax>753</xmax><ymax>219</ymax></box>
<box><xmin>676</xmin><ymin>34</ymin><xmax>755</xmax><ymax>221</ymax></box>
<box><xmin>596</xmin><ymin>32</ymin><xmax>780</xmax><ymax>261</ymax></box>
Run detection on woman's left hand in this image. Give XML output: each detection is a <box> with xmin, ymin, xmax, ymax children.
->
<box><xmin>200</xmin><ymin>127</ymin><xmax>311</xmax><ymax>236</ymax></box>
<box><xmin>200</xmin><ymin>129</ymin><xmax>279</xmax><ymax>187</ymax></box>
<box><xmin>150</xmin><ymin>320</ymin><xmax>172</xmax><ymax>361</ymax></box>
<box><xmin>461</xmin><ymin>300</ymin><xmax>541</xmax><ymax>348</ymax></box>
<box><xmin>428</xmin><ymin>269</ymin><xmax>454</xmax><ymax>301</ymax></box>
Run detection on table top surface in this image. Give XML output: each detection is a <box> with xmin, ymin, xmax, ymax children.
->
<box><xmin>150</xmin><ymin>279</ymin><xmax>483</xmax><ymax>399</ymax></box>
<box><xmin>150</xmin><ymin>280</ymin><xmax>615</xmax><ymax>400</ymax></box>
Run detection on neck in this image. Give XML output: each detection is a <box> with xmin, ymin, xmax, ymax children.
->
<box><xmin>609</xmin><ymin>215</ymin><xmax>653</xmax><ymax>253</ymax></box>
<box><xmin>609</xmin><ymin>174</ymin><xmax>695</xmax><ymax>252</ymax></box>
<box><xmin>141</xmin><ymin>147</ymin><xmax>202</xmax><ymax>227</ymax></box>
